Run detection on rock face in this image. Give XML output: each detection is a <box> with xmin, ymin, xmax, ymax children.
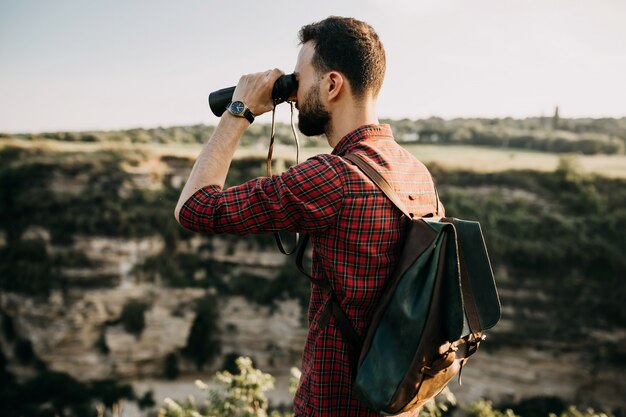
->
<box><xmin>2</xmin><ymin>231</ymin><xmax>625</xmax><ymax>412</ymax></box>
<box><xmin>0</xmin><ymin>232</ymin><xmax>307</xmax><ymax>381</ymax></box>
<box><xmin>1</xmin><ymin>149</ymin><xmax>625</xmax><ymax>415</ymax></box>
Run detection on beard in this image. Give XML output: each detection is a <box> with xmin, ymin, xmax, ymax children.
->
<box><xmin>297</xmin><ymin>82</ymin><xmax>331</xmax><ymax>137</ymax></box>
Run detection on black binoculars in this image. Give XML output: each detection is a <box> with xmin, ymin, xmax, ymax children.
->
<box><xmin>208</xmin><ymin>73</ymin><xmax>298</xmax><ymax>117</ymax></box>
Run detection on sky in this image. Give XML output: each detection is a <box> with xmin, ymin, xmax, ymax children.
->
<box><xmin>0</xmin><ymin>0</ymin><xmax>625</xmax><ymax>133</ymax></box>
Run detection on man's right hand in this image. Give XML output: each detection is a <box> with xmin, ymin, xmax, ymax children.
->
<box><xmin>231</xmin><ymin>68</ymin><xmax>284</xmax><ymax>116</ymax></box>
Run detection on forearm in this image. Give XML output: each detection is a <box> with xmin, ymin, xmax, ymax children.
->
<box><xmin>174</xmin><ymin>67</ymin><xmax>284</xmax><ymax>223</ymax></box>
<box><xmin>174</xmin><ymin>113</ymin><xmax>249</xmax><ymax>221</ymax></box>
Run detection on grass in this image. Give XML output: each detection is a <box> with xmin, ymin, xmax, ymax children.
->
<box><xmin>3</xmin><ymin>138</ymin><xmax>625</xmax><ymax>178</ymax></box>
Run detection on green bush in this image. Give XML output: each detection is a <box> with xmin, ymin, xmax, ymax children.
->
<box><xmin>501</xmin><ymin>396</ymin><xmax>566</xmax><ymax>417</ymax></box>
<box><xmin>466</xmin><ymin>400</ymin><xmax>520</xmax><ymax>417</ymax></box>
<box><xmin>550</xmin><ymin>406</ymin><xmax>615</xmax><ymax>417</ymax></box>
<box><xmin>0</xmin><ymin>239</ymin><xmax>55</xmax><ymax>295</ymax></box>
<box><xmin>14</xmin><ymin>338</ymin><xmax>36</xmax><ymax>364</ymax></box>
<box><xmin>160</xmin><ymin>357</ymin><xmax>291</xmax><ymax>417</ymax></box>
<box><xmin>164</xmin><ymin>353</ymin><xmax>180</xmax><ymax>380</ymax></box>
<box><xmin>182</xmin><ymin>295</ymin><xmax>221</xmax><ymax>370</ymax></box>
<box><xmin>1</xmin><ymin>310</ymin><xmax>16</xmax><ymax>341</ymax></box>
<box><xmin>120</xmin><ymin>300</ymin><xmax>148</xmax><ymax>336</ymax></box>
<box><xmin>0</xmin><ymin>369</ymin><xmax>135</xmax><ymax>417</ymax></box>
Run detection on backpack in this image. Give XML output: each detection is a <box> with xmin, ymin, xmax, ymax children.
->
<box><xmin>296</xmin><ymin>152</ymin><xmax>501</xmax><ymax>415</ymax></box>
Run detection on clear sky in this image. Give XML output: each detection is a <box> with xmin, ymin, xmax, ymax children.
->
<box><xmin>0</xmin><ymin>0</ymin><xmax>624</xmax><ymax>133</ymax></box>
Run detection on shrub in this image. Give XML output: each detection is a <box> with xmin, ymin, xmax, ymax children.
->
<box><xmin>466</xmin><ymin>400</ymin><xmax>520</xmax><ymax>417</ymax></box>
<box><xmin>1</xmin><ymin>311</ymin><xmax>16</xmax><ymax>341</ymax></box>
<box><xmin>502</xmin><ymin>396</ymin><xmax>566</xmax><ymax>417</ymax></box>
<box><xmin>164</xmin><ymin>353</ymin><xmax>180</xmax><ymax>380</ymax></box>
<box><xmin>550</xmin><ymin>406</ymin><xmax>615</xmax><ymax>417</ymax></box>
<box><xmin>160</xmin><ymin>356</ymin><xmax>290</xmax><ymax>417</ymax></box>
<box><xmin>182</xmin><ymin>295</ymin><xmax>221</xmax><ymax>370</ymax></box>
<box><xmin>120</xmin><ymin>300</ymin><xmax>148</xmax><ymax>336</ymax></box>
<box><xmin>14</xmin><ymin>338</ymin><xmax>36</xmax><ymax>364</ymax></box>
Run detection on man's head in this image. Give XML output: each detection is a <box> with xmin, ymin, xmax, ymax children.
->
<box><xmin>299</xmin><ymin>16</ymin><xmax>386</xmax><ymax>99</ymax></box>
<box><xmin>293</xmin><ymin>16</ymin><xmax>386</xmax><ymax>137</ymax></box>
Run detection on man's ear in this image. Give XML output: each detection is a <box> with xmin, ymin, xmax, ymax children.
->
<box><xmin>325</xmin><ymin>71</ymin><xmax>344</xmax><ymax>102</ymax></box>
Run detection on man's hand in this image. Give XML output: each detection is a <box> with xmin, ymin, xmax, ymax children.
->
<box><xmin>232</xmin><ymin>68</ymin><xmax>284</xmax><ymax>116</ymax></box>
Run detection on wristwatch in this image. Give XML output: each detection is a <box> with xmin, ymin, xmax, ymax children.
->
<box><xmin>226</xmin><ymin>101</ymin><xmax>254</xmax><ymax>124</ymax></box>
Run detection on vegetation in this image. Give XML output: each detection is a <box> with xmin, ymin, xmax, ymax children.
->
<box><xmin>182</xmin><ymin>295</ymin><xmax>221</xmax><ymax>370</ymax></box>
<box><xmin>384</xmin><ymin>115</ymin><xmax>626</xmax><ymax>155</ymax></box>
<box><xmin>119</xmin><ymin>300</ymin><xmax>149</xmax><ymax>336</ymax></box>
<box><xmin>430</xmin><ymin>156</ymin><xmax>626</xmax><ymax>348</ymax></box>
<box><xmin>164</xmin><ymin>352</ymin><xmax>180</xmax><ymax>380</ymax></box>
<box><xmin>0</xmin><ymin>368</ymin><xmax>138</xmax><ymax>417</ymax></box>
<box><xmin>159</xmin><ymin>357</ymin><xmax>617</xmax><ymax>417</ymax></box>
<box><xmin>160</xmin><ymin>356</ymin><xmax>293</xmax><ymax>417</ymax></box>
<box><xmin>1</xmin><ymin>145</ymin><xmax>625</xmax><ymax>350</ymax></box>
<box><xmin>4</xmin><ymin>115</ymin><xmax>625</xmax><ymax>154</ymax></box>
<box><xmin>1</xmin><ymin>128</ymin><xmax>625</xmax><ymax>415</ymax></box>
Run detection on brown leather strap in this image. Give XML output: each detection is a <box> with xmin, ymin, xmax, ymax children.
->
<box><xmin>344</xmin><ymin>153</ymin><xmax>413</xmax><ymax>218</ymax></box>
<box><xmin>267</xmin><ymin>105</ymin><xmax>300</xmax><ymax>255</ymax></box>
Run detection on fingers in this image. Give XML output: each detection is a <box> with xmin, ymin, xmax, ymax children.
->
<box><xmin>232</xmin><ymin>68</ymin><xmax>285</xmax><ymax>116</ymax></box>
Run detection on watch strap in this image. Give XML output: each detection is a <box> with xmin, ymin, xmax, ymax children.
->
<box><xmin>242</xmin><ymin>108</ymin><xmax>254</xmax><ymax>124</ymax></box>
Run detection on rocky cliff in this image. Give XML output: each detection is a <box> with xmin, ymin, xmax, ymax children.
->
<box><xmin>0</xmin><ymin>142</ymin><xmax>624</xmax><ymax>415</ymax></box>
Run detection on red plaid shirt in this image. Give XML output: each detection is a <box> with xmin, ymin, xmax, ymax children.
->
<box><xmin>179</xmin><ymin>124</ymin><xmax>444</xmax><ymax>416</ymax></box>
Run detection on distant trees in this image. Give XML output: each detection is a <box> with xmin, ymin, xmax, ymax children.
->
<box><xmin>4</xmin><ymin>116</ymin><xmax>625</xmax><ymax>155</ymax></box>
<box><xmin>384</xmin><ymin>116</ymin><xmax>625</xmax><ymax>155</ymax></box>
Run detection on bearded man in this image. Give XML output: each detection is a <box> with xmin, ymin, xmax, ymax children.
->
<box><xmin>175</xmin><ymin>16</ymin><xmax>443</xmax><ymax>417</ymax></box>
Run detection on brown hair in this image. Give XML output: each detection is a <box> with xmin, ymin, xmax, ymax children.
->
<box><xmin>298</xmin><ymin>16</ymin><xmax>386</xmax><ymax>98</ymax></box>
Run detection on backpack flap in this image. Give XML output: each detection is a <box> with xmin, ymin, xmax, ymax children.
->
<box><xmin>445</xmin><ymin>218</ymin><xmax>501</xmax><ymax>331</ymax></box>
<box><xmin>437</xmin><ymin>221</ymin><xmax>466</xmax><ymax>342</ymax></box>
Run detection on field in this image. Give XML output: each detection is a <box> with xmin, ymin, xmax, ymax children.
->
<box><xmin>3</xmin><ymin>138</ymin><xmax>626</xmax><ymax>178</ymax></box>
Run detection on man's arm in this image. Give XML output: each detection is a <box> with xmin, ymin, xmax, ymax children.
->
<box><xmin>174</xmin><ymin>68</ymin><xmax>284</xmax><ymax>223</ymax></box>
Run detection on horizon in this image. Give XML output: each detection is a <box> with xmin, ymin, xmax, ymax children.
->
<box><xmin>1</xmin><ymin>0</ymin><xmax>625</xmax><ymax>133</ymax></box>
<box><xmin>4</xmin><ymin>112</ymin><xmax>626</xmax><ymax>136</ymax></box>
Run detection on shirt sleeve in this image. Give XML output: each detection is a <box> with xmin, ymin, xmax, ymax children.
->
<box><xmin>178</xmin><ymin>155</ymin><xmax>344</xmax><ymax>235</ymax></box>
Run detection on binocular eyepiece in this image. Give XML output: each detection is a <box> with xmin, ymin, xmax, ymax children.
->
<box><xmin>208</xmin><ymin>73</ymin><xmax>298</xmax><ymax>117</ymax></box>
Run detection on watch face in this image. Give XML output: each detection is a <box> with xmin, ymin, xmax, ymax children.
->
<box><xmin>230</xmin><ymin>101</ymin><xmax>245</xmax><ymax>114</ymax></box>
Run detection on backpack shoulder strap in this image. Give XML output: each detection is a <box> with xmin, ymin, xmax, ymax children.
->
<box><xmin>344</xmin><ymin>153</ymin><xmax>441</xmax><ymax>218</ymax></box>
<box><xmin>344</xmin><ymin>153</ymin><xmax>412</xmax><ymax>218</ymax></box>
<box><xmin>296</xmin><ymin>233</ymin><xmax>364</xmax><ymax>357</ymax></box>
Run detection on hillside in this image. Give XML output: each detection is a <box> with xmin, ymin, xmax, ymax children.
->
<box><xmin>0</xmin><ymin>138</ymin><xmax>624</xmax><ymax>416</ymax></box>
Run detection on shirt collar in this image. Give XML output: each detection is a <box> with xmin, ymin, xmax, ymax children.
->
<box><xmin>331</xmin><ymin>124</ymin><xmax>394</xmax><ymax>156</ymax></box>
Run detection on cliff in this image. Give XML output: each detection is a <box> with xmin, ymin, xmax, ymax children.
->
<box><xmin>0</xmin><ymin>142</ymin><xmax>624</xmax><ymax>415</ymax></box>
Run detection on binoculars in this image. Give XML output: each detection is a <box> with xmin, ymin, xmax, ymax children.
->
<box><xmin>208</xmin><ymin>73</ymin><xmax>298</xmax><ymax>117</ymax></box>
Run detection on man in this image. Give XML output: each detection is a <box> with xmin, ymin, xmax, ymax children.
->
<box><xmin>175</xmin><ymin>16</ymin><xmax>443</xmax><ymax>417</ymax></box>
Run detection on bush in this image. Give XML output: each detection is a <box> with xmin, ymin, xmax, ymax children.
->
<box><xmin>160</xmin><ymin>357</ymin><xmax>290</xmax><ymax>417</ymax></box>
<box><xmin>120</xmin><ymin>300</ymin><xmax>148</xmax><ymax>336</ymax></box>
<box><xmin>14</xmin><ymin>338</ymin><xmax>36</xmax><ymax>364</ymax></box>
<box><xmin>182</xmin><ymin>295</ymin><xmax>221</xmax><ymax>370</ymax></box>
<box><xmin>550</xmin><ymin>406</ymin><xmax>615</xmax><ymax>417</ymax></box>
<box><xmin>466</xmin><ymin>400</ymin><xmax>520</xmax><ymax>417</ymax></box>
<box><xmin>1</xmin><ymin>311</ymin><xmax>16</xmax><ymax>341</ymax></box>
<box><xmin>0</xmin><ymin>367</ymin><xmax>137</xmax><ymax>417</ymax></box>
<box><xmin>159</xmin><ymin>358</ymin><xmax>460</xmax><ymax>417</ymax></box>
<box><xmin>164</xmin><ymin>353</ymin><xmax>180</xmax><ymax>380</ymax></box>
<box><xmin>502</xmin><ymin>396</ymin><xmax>566</xmax><ymax>417</ymax></box>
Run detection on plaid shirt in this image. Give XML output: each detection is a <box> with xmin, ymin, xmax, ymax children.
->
<box><xmin>179</xmin><ymin>124</ymin><xmax>444</xmax><ymax>417</ymax></box>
